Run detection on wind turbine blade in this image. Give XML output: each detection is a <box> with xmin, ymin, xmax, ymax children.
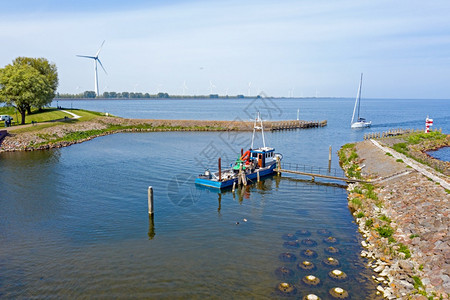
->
<box><xmin>97</xmin><ymin>58</ymin><xmax>107</xmax><ymax>75</ymax></box>
<box><xmin>96</xmin><ymin>40</ymin><xmax>105</xmax><ymax>57</ymax></box>
<box><xmin>76</xmin><ymin>55</ymin><xmax>96</xmax><ymax>59</ymax></box>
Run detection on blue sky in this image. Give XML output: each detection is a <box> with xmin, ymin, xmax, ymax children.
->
<box><xmin>1</xmin><ymin>0</ymin><xmax>449</xmax><ymax>98</ymax></box>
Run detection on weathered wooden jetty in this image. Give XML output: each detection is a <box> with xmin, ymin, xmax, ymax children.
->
<box><xmin>275</xmin><ymin>157</ymin><xmax>367</xmax><ymax>184</ymax></box>
<box><xmin>363</xmin><ymin>128</ymin><xmax>442</xmax><ymax>140</ymax></box>
<box><xmin>268</xmin><ymin>120</ymin><xmax>327</xmax><ymax>131</ymax></box>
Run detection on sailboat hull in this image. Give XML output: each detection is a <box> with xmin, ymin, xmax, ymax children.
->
<box><xmin>351</xmin><ymin>121</ymin><xmax>372</xmax><ymax>128</ymax></box>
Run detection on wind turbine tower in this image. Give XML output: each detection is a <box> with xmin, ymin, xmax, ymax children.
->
<box><xmin>77</xmin><ymin>40</ymin><xmax>107</xmax><ymax>96</ymax></box>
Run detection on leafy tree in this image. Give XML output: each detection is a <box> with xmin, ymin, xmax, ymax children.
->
<box><xmin>0</xmin><ymin>64</ymin><xmax>47</xmax><ymax>124</ymax></box>
<box><xmin>13</xmin><ymin>57</ymin><xmax>58</xmax><ymax>113</ymax></box>
<box><xmin>83</xmin><ymin>91</ymin><xmax>96</xmax><ymax>98</ymax></box>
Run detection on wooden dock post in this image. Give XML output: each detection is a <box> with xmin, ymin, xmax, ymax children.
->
<box><xmin>148</xmin><ymin>186</ymin><xmax>154</xmax><ymax>215</ymax></box>
<box><xmin>276</xmin><ymin>156</ymin><xmax>281</xmax><ymax>176</ymax></box>
<box><xmin>257</xmin><ymin>170</ymin><xmax>260</xmax><ymax>182</ymax></box>
<box><xmin>328</xmin><ymin>145</ymin><xmax>332</xmax><ymax>172</ymax></box>
<box><xmin>218</xmin><ymin>158</ymin><xmax>222</xmax><ymax>181</ymax></box>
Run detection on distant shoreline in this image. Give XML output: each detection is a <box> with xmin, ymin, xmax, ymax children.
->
<box><xmin>53</xmin><ymin>97</ymin><xmax>450</xmax><ymax>101</ymax></box>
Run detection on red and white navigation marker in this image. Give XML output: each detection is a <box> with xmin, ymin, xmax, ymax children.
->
<box><xmin>425</xmin><ymin>116</ymin><xmax>433</xmax><ymax>133</ymax></box>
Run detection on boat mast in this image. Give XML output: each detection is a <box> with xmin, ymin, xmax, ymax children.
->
<box><xmin>251</xmin><ymin>112</ymin><xmax>266</xmax><ymax>149</ymax></box>
<box><xmin>357</xmin><ymin>73</ymin><xmax>363</xmax><ymax>120</ymax></box>
<box><xmin>351</xmin><ymin>77</ymin><xmax>360</xmax><ymax>124</ymax></box>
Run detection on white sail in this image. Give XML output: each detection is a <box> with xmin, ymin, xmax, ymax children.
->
<box><xmin>351</xmin><ymin>73</ymin><xmax>371</xmax><ymax>128</ymax></box>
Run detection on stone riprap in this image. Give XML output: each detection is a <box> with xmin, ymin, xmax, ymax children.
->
<box><xmin>340</xmin><ymin>139</ymin><xmax>449</xmax><ymax>299</ymax></box>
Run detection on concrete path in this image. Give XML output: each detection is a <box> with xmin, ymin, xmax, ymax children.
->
<box><xmin>61</xmin><ymin>110</ymin><xmax>81</xmax><ymax>119</ymax></box>
<box><xmin>370</xmin><ymin>139</ymin><xmax>450</xmax><ymax>190</ymax></box>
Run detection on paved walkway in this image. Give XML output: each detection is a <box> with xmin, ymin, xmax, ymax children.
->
<box><xmin>370</xmin><ymin>139</ymin><xmax>450</xmax><ymax>190</ymax></box>
<box><xmin>61</xmin><ymin>110</ymin><xmax>81</xmax><ymax>119</ymax></box>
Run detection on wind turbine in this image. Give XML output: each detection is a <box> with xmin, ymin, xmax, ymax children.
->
<box><xmin>209</xmin><ymin>80</ymin><xmax>216</xmax><ymax>94</ymax></box>
<box><xmin>182</xmin><ymin>81</ymin><xmax>188</xmax><ymax>96</ymax></box>
<box><xmin>77</xmin><ymin>40</ymin><xmax>107</xmax><ymax>97</ymax></box>
<box><xmin>247</xmin><ymin>82</ymin><xmax>252</xmax><ymax>97</ymax></box>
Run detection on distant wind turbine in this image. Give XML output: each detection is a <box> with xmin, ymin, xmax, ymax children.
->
<box><xmin>209</xmin><ymin>80</ymin><xmax>216</xmax><ymax>94</ymax></box>
<box><xmin>182</xmin><ymin>81</ymin><xmax>188</xmax><ymax>95</ymax></box>
<box><xmin>247</xmin><ymin>82</ymin><xmax>252</xmax><ymax>97</ymax></box>
<box><xmin>77</xmin><ymin>40</ymin><xmax>107</xmax><ymax>96</ymax></box>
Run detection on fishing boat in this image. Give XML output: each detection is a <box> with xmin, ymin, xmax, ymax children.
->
<box><xmin>195</xmin><ymin>113</ymin><xmax>283</xmax><ymax>189</ymax></box>
<box><xmin>351</xmin><ymin>73</ymin><xmax>371</xmax><ymax>128</ymax></box>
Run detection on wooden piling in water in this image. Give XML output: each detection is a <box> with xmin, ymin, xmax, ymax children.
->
<box><xmin>148</xmin><ymin>186</ymin><xmax>154</xmax><ymax>215</ymax></box>
<box><xmin>328</xmin><ymin>145</ymin><xmax>332</xmax><ymax>172</ymax></box>
<box><xmin>218</xmin><ymin>158</ymin><xmax>222</xmax><ymax>181</ymax></box>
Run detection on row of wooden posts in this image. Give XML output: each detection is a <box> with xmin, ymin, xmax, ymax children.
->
<box><xmin>363</xmin><ymin>128</ymin><xmax>443</xmax><ymax>140</ymax></box>
<box><xmin>269</xmin><ymin>120</ymin><xmax>327</xmax><ymax>131</ymax></box>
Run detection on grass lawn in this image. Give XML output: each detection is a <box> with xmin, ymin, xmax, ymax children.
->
<box><xmin>0</xmin><ymin>106</ymin><xmax>106</xmax><ymax>132</ymax></box>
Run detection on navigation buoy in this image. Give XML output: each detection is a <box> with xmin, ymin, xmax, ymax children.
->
<box><xmin>283</xmin><ymin>241</ymin><xmax>300</xmax><ymax>249</ymax></box>
<box><xmin>301</xmin><ymin>275</ymin><xmax>321</xmax><ymax>286</ymax></box>
<box><xmin>328</xmin><ymin>269</ymin><xmax>348</xmax><ymax>281</ymax></box>
<box><xmin>275</xmin><ymin>267</ymin><xmax>295</xmax><ymax>280</ymax></box>
<box><xmin>282</xmin><ymin>233</ymin><xmax>297</xmax><ymax>241</ymax></box>
<box><xmin>323</xmin><ymin>257</ymin><xmax>340</xmax><ymax>267</ymax></box>
<box><xmin>301</xmin><ymin>238</ymin><xmax>318</xmax><ymax>247</ymax></box>
<box><xmin>276</xmin><ymin>282</ymin><xmax>297</xmax><ymax>296</ymax></box>
<box><xmin>297</xmin><ymin>260</ymin><xmax>316</xmax><ymax>271</ymax></box>
<box><xmin>279</xmin><ymin>252</ymin><xmax>297</xmax><ymax>262</ymax></box>
<box><xmin>296</xmin><ymin>229</ymin><xmax>311</xmax><ymax>236</ymax></box>
<box><xmin>325</xmin><ymin>246</ymin><xmax>340</xmax><ymax>254</ymax></box>
<box><xmin>329</xmin><ymin>287</ymin><xmax>349</xmax><ymax>299</ymax></box>
<box><xmin>323</xmin><ymin>236</ymin><xmax>338</xmax><ymax>244</ymax></box>
<box><xmin>300</xmin><ymin>249</ymin><xmax>318</xmax><ymax>258</ymax></box>
<box><xmin>303</xmin><ymin>294</ymin><xmax>321</xmax><ymax>300</ymax></box>
<box><xmin>317</xmin><ymin>229</ymin><xmax>332</xmax><ymax>236</ymax></box>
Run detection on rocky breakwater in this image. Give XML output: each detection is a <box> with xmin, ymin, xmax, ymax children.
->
<box><xmin>0</xmin><ymin>117</ymin><xmax>327</xmax><ymax>152</ymax></box>
<box><xmin>339</xmin><ymin>139</ymin><xmax>449</xmax><ymax>299</ymax></box>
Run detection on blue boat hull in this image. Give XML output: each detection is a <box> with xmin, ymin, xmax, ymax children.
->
<box><xmin>195</xmin><ymin>163</ymin><xmax>277</xmax><ymax>189</ymax></box>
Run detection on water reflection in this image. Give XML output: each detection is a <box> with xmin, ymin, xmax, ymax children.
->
<box><xmin>148</xmin><ymin>214</ymin><xmax>155</xmax><ymax>240</ymax></box>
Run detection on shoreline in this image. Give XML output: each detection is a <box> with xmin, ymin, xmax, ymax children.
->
<box><xmin>0</xmin><ymin>116</ymin><xmax>326</xmax><ymax>152</ymax></box>
<box><xmin>339</xmin><ymin>135</ymin><xmax>449</xmax><ymax>299</ymax></box>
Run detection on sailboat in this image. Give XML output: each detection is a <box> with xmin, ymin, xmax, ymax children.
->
<box><xmin>351</xmin><ymin>73</ymin><xmax>371</xmax><ymax>128</ymax></box>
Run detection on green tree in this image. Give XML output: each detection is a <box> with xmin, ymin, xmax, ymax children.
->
<box><xmin>0</xmin><ymin>64</ymin><xmax>48</xmax><ymax>124</ymax></box>
<box><xmin>13</xmin><ymin>57</ymin><xmax>58</xmax><ymax>113</ymax></box>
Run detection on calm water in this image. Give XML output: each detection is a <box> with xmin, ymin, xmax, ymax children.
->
<box><xmin>427</xmin><ymin>146</ymin><xmax>449</xmax><ymax>162</ymax></box>
<box><xmin>1</xmin><ymin>98</ymin><xmax>449</xmax><ymax>298</ymax></box>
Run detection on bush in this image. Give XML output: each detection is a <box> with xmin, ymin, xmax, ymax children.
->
<box><xmin>365</xmin><ymin>219</ymin><xmax>373</xmax><ymax>227</ymax></box>
<box><xmin>393</xmin><ymin>142</ymin><xmax>408</xmax><ymax>154</ymax></box>
<box><xmin>379</xmin><ymin>214</ymin><xmax>391</xmax><ymax>223</ymax></box>
<box><xmin>376</xmin><ymin>225</ymin><xmax>394</xmax><ymax>238</ymax></box>
<box><xmin>398</xmin><ymin>243</ymin><xmax>411</xmax><ymax>258</ymax></box>
<box><xmin>351</xmin><ymin>198</ymin><xmax>362</xmax><ymax>207</ymax></box>
<box><xmin>356</xmin><ymin>212</ymin><xmax>365</xmax><ymax>218</ymax></box>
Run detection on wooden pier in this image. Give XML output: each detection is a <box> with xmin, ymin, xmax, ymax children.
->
<box><xmin>268</xmin><ymin>120</ymin><xmax>327</xmax><ymax>131</ymax></box>
<box><xmin>276</xmin><ymin>158</ymin><xmax>367</xmax><ymax>184</ymax></box>
<box><xmin>363</xmin><ymin>127</ymin><xmax>443</xmax><ymax>140</ymax></box>
<box><xmin>277</xmin><ymin>168</ymin><xmax>367</xmax><ymax>183</ymax></box>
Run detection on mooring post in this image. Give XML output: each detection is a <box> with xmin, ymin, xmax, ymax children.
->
<box><xmin>276</xmin><ymin>156</ymin><xmax>281</xmax><ymax>176</ymax></box>
<box><xmin>148</xmin><ymin>186</ymin><xmax>154</xmax><ymax>215</ymax></box>
<box><xmin>232</xmin><ymin>181</ymin><xmax>236</xmax><ymax>192</ymax></box>
<box><xmin>218</xmin><ymin>157</ymin><xmax>222</xmax><ymax>181</ymax></box>
<box><xmin>257</xmin><ymin>170</ymin><xmax>260</xmax><ymax>182</ymax></box>
<box><xmin>328</xmin><ymin>145</ymin><xmax>332</xmax><ymax>172</ymax></box>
